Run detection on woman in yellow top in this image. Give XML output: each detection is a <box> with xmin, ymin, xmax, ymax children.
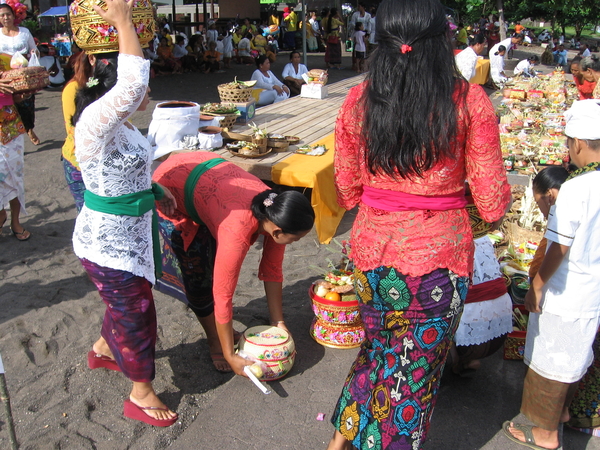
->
<box><xmin>324</xmin><ymin>7</ymin><xmax>344</xmax><ymax>69</ymax></box>
<box><xmin>61</xmin><ymin>51</ymin><xmax>94</xmax><ymax>212</ymax></box>
<box><xmin>251</xmin><ymin>30</ymin><xmax>268</xmax><ymax>55</ymax></box>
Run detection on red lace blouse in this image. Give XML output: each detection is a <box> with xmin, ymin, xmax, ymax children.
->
<box><xmin>153</xmin><ymin>152</ymin><xmax>285</xmax><ymax>324</ymax></box>
<box><xmin>335</xmin><ymin>82</ymin><xmax>511</xmax><ymax>277</ymax></box>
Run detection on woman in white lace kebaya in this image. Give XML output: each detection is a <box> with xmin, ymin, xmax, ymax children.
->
<box><xmin>72</xmin><ymin>0</ymin><xmax>177</xmax><ymax>427</ymax></box>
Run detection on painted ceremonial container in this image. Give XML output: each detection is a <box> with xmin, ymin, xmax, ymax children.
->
<box><xmin>70</xmin><ymin>0</ymin><xmax>155</xmax><ymax>54</ymax></box>
<box><xmin>237</xmin><ymin>326</ymin><xmax>295</xmax><ymax>381</ymax></box>
<box><xmin>309</xmin><ymin>283</ymin><xmax>365</xmax><ymax>349</ymax></box>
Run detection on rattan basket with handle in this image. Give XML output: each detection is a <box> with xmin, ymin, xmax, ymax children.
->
<box><xmin>217</xmin><ymin>83</ymin><xmax>253</xmax><ymax>103</ymax></box>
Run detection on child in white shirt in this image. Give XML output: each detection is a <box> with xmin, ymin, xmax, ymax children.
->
<box><xmin>353</xmin><ymin>22</ymin><xmax>366</xmax><ymax>73</ymax></box>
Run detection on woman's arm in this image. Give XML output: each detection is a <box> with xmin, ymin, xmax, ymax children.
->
<box><xmin>251</xmin><ymin>70</ymin><xmax>274</xmax><ymax>90</ymax></box>
<box><xmin>464</xmin><ymin>85</ymin><xmax>512</xmax><ymax>222</ymax></box>
<box><xmin>94</xmin><ymin>0</ymin><xmax>143</xmax><ymax>58</ymax></box>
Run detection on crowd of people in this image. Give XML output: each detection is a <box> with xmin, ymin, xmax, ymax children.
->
<box><xmin>2</xmin><ymin>0</ymin><xmax>600</xmax><ymax>448</ymax></box>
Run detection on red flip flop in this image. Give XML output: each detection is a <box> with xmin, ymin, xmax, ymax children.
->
<box><xmin>87</xmin><ymin>351</ymin><xmax>121</xmax><ymax>372</ymax></box>
<box><xmin>123</xmin><ymin>399</ymin><xmax>178</xmax><ymax>427</ymax></box>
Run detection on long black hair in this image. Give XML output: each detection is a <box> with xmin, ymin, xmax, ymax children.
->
<box><xmin>532</xmin><ymin>166</ymin><xmax>569</xmax><ymax>194</ymax></box>
<box><xmin>72</xmin><ymin>52</ymin><xmax>119</xmax><ymax>125</ymax></box>
<box><xmin>361</xmin><ymin>0</ymin><xmax>467</xmax><ymax>179</ymax></box>
<box><xmin>326</xmin><ymin>8</ymin><xmax>338</xmax><ymax>34</ymax></box>
<box><xmin>251</xmin><ymin>190</ymin><xmax>314</xmax><ymax>235</ymax></box>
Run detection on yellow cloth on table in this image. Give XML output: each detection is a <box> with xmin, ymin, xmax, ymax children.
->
<box><xmin>470</xmin><ymin>58</ymin><xmax>490</xmax><ymax>85</ymax></box>
<box><xmin>272</xmin><ymin>133</ymin><xmax>345</xmax><ymax>244</ymax></box>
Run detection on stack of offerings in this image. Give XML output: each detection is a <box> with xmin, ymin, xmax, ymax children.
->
<box><xmin>217</xmin><ymin>79</ymin><xmax>257</xmax><ymax>124</ymax></box>
<box><xmin>301</xmin><ymin>69</ymin><xmax>329</xmax><ymax>99</ymax></box>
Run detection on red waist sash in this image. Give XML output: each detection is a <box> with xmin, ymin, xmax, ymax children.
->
<box><xmin>465</xmin><ymin>277</ymin><xmax>507</xmax><ymax>304</ymax></box>
<box><xmin>361</xmin><ymin>185</ymin><xmax>468</xmax><ymax>212</ymax></box>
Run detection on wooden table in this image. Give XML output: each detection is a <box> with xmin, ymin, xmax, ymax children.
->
<box><xmin>212</xmin><ymin>74</ymin><xmax>365</xmax><ymax>180</ymax></box>
<box><xmin>206</xmin><ymin>75</ymin><xmax>365</xmax><ymax>243</ymax></box>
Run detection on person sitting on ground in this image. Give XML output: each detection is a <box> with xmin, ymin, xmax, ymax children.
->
<box><xmin>153</xmin><ymin>152</ymin><xmax>314</xmax><ymax>374</ymax></box>
<box><xmin>251</xmin><ymin>54</ymin><xmax>290</xmax><ymax>106</ymax></box>
<box><xmin>570</xmin><ymin>57</ymin><xmax>596</xmax><ymax>100</ymax></box>
<box><xmin>514</xmin><ymin>55</ymin><xmax>539</xmax><ymax>77</ymax></box>
<box><xmin>251</xmin><ymin>29</ymin><xmax>268</xmax><ymax>55</ymax></box>
<box><xmin>265</xmin><ymin>43</ymin><xmax>277</xmax><ymax>63</ymax></box>
<box><xmin>38</xmin><ymin>44</ymin><xmax>65</xmax><ymax>88</ymax></box>
<box><xmin>553</xmin><ymin>43</ymin><xmax>568</xmax><ymax>67</ymax></box>
<box><xmin>154</xmin><ymin>36</ymin><xmax>182</xmax><ymax>75</ymax></box>
<box><xmin>490</xmin><ymin>45</ymin><xmax>508</xmax><ymax>88</ymax></box>
<box><xmin>201</xmin><ymin>41</ymin><xmax>221</xmax><ymax>73</ymax></box>
<box><xmin>160</xmin><ymin>27</ymin><xmax>173</xmax><ymax>47</ymax></box>
<box><xmin>455</xmin><ymin>33</ymin><xmax>486</xmax><ymax>82</ymax></box>
<box><xmin>579</xmin><ymin>43</ymin><xmax>591</xmax><ymax>58</ymax></box>
<box><xmin>172</xmin><ymin>35</ymin><xmax>195</xmax><ymax>72</ymax></box>
<box><xmin>282</xmin><ymin>51</ymin><xmax>308</xmax><ymax>97</ymax></box>
<box><xmin>236</xmin><ymin>32</ymin><xmax>253</xmax><ymax>65</ymax></box>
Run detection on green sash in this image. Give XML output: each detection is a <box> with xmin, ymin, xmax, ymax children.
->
<box><xmin>184</xmin><ymin>158</ymin><xmax>227</xmax><ymax>224</ymax></box>
<box><xmin>83</xmin><ymin>183</ymin><xmax>165</xmax><ymax>279</ymax></box>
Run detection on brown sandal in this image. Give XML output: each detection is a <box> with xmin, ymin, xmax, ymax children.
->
<box><xmin>27</xmin><ymin>130</ymin><xmax>40</xmax><ymax>145</ymax></box>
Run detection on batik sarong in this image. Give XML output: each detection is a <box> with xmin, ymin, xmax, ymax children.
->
<box><xmin>331</xmin><ymin>267</ymin><xmax>468</xmax><ymax>450</ymax></box>
<box><xmin>81</xmin><ymin>258</ymin><xmax>157</xmax><ymax>383</ymax></box>
<box><xmin>62</xmin><ymin>158</ymin><xmax>86</xmax><ymax>212</ymax></box>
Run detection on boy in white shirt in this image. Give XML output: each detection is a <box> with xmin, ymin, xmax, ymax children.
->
<box><xmin>352</xmin><ymin>22</ymin><xmax>366</xmax><ymax>73</ymax></box>
<box><xmin>504</xmin><ymin>99</ymin><xmax>600</xmax><ymax>450</ymax></box>
<box><xmin>513</xmin><ymin>55</ymin><xmax>539</xmax><ymax>77</ymax></box>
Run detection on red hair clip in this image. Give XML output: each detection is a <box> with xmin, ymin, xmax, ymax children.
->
<box><xmin>101</xmin><ymin>58</ymin><xmax>110</xmax><ymax>65</ymax></box>
<box><xmin>400</xmin><ymin>44</ymin><xmax>413</xmax><ymax>54</ymax></box>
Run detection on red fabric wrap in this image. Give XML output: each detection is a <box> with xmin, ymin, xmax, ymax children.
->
<box><xmin>465</xmin><ymin>277</ymin><xmax>507</xmax><ymax>304</ymax></box>
<box><xmin>361</xmin><ymin>185</ymin><xmax>467</xmax><ymax>211</ymax></box>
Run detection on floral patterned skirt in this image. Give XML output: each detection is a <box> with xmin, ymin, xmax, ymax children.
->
<box><xmin>331</xmin><ymin>267</ymin><xmax>468</xmax><ymax>450</ymax></box>
<box><xmin>0</xmin><ymin>104</ymin><xmax>26</xmax><ymax>210</ymax></box>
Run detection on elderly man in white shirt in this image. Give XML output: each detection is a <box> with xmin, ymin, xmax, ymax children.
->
<box><xmin>455</xmin><ymin>34</ymin><xmax>486</xmax><ymax>82</ymax></box>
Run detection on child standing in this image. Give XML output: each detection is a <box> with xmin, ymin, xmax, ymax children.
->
<box><xmin>352</xmin><ymin>22</ymin><xmax>366</xmax><ymax>73</ymax></box>
<box><xmin>504</xmin><ymin>99</ymin><xmax>600</xmax><ymax>450</ymax></box>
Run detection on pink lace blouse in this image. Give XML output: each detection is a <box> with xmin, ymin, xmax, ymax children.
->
<box><xmin>335</xmin><ymin>81</ymin><xmax>511</xmax><ymax>277</ymax></box>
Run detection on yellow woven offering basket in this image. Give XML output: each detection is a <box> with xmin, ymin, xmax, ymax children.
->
<box><xmin>69</xmin><ymin>0</ymin><xmax>156</xmax><ymax>54</ymax></box>
<box><xmin>217</xmin><ymin>83</ymin><xmax>253</xmax><ymax>103</ymax></box>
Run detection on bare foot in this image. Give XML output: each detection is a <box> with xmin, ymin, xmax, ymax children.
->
<box><xmin>130</xmin><ymin>384</ymin><xmax>177</xmax><ymax>422</ymax></box>
<box><xmin>92</xmin><ymin>337</ymin><xmax>115</xmax><ymax>360</ymax></box>
<box><xmin>507</xmin><ymin>422</ymin><xmax>559</xmax><ymax>450</ymax></box>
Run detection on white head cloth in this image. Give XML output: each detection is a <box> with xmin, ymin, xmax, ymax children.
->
<box><xmin>564</xmin><ymin>99</ymin><xmax>600</xmax><ymax>140</ymax></box>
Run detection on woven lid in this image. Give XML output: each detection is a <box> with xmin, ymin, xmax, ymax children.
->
<box><xmin>69</xmin><ymin>0</ymin><xmax>156</xmax><ymax>54</ymax></box>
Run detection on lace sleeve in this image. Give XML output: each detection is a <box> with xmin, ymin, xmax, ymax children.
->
<box><xmin>77</xmin><ymin>54</ymin><xmax>150</xmax><ymax>160</ymax></box>
<box><xmin>334</xmin><ymin>84</ymin><xmax>365</xmax><ymax>210</ymax></box>
<box><xmin>464</xmin><ymin>85</ymin><xmax>512</xmax><ymax>223</ymax></box>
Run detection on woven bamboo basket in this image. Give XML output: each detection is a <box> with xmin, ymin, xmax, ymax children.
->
<box><xmin>0</xmin><ymin>67</ymin><xmax>49</xmax><ymax>93</ymax></box>
<box><xmin>217</xmin><ymin>84</ymin><xmax>253</xmax><ymax>103</ymax></box>
<box><xmin>69</xmin><ymin>0</ymin><xmax>156</xmax><ymax>54</ymax></box>
<box><xmin>218</xmin><ymin>114</ymin><xmax>238</xmax><ymax>129</ymax></box>
<box><xmin>252</xmin><ymin>136</ymin><xmax>268</xmax><ymax>154</ymax></box>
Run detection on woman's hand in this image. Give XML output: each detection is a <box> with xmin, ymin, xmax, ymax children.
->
<box><xmin>0</xmin><ymin>79</ymin><xmax>14</xmax><ymax>95</ymax></box>
<box><xmin>273</xmin><ymin>85</ymin><xmax>283</xmax><ymax>95</ymax></box>
<box><xmin>226</xmin><ymin>353</ymin><xmax>254</xmax><ymax>377</ymax></box>
<box><xmin>93</xmin><ymin>0</ymin><xmax>134</xmax><ymax>30</ymax></box>
<box><xmin>271</xmin><ymin>320</ymin><xmax>289</xmax><ymax>333</ymax></box>
<box><xmin>156</xmin><ymin>184</ymin><xmax>177</xmax><ymax>216</ymax></box>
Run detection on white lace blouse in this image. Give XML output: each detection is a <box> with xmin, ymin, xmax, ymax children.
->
<box><xmin>73</xmin><ymin>54</ymin><xmax>155</xmax><ymax>283</ymax></box>
<box><xmin>0</xmin><ymin>27</ymin><xmax>36</xmax><ymax>55</ymax></box>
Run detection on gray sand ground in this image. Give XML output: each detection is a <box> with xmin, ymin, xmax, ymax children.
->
<box><xmin>0</xmin><ymin>47</ymin><xmax>598</xmax><ymax>449</ymax></box>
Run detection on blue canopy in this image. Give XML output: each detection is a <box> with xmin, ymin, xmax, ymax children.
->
<box><xmin>38</xmin><ymin>6</ymin><xmax>68</xmax><ymax>17</ymax></box>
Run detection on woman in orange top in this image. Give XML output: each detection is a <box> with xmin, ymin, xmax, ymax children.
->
<box><xmin>153</xmin><ymin>152</ymin><xmax>314</xmax><ymax>374</ymax></box>
<box><xmin>327</xmin><ymin>1</ymin><xmax>511</xmax><ymax>449</ymax></box>
<box><xmin>570</xmin><ymin>58</ymin><xmax>596</xmax><ymax>100</ymax></box>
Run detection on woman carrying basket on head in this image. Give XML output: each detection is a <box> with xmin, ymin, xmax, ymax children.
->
<box><xmin>72</xmin><ymin>0</ymin><xmax>178</xmax><ymax>426</ymax></box>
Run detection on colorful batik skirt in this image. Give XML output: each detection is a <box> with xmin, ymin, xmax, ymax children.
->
<box><xmin>331</xmin><ymin>267</ymin><xmax>468</xmax><ymax>450</ymax></box>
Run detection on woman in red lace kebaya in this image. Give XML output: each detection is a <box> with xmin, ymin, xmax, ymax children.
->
<box><xmin>153</xmin><ymin>152</ymin><xmax>314</xmax><ymax>375</ymax></box>
<box><xmin>327</xmin><ymin>1</ymin><xmax>511</xmax><ymax>449</ymax></box>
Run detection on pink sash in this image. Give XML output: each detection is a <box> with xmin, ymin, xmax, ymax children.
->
<box><xmin>361</xmin><ymin>185</ymin><xmax>467</xmax><ymax>211</ymax></box>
